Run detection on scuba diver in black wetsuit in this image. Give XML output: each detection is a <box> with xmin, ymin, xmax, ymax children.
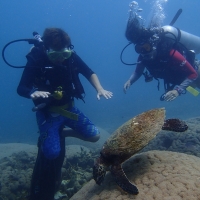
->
<box><xmin>123</xmin><ymin>40</ymin><xmax>198</xmax><ymax>101</ymax></box>
<box><xmin>122</xmin><ymin>2</ymin><xmax>200</xmax><ymax>101</ymax></box>
<box><xmin>15</xmin><ymin>28</ymin><xmax>113</xmax><ymax>200</ymax></box>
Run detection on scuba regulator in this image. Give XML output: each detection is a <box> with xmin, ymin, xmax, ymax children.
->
<box><xmin>2</xmin><ymin>32</ymin><xmax>44</xmax><ymax>68</ymax></box>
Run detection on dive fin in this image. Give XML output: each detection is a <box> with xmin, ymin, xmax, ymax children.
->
<box><xmin>29</xmin><ymin>138</ymin><xmax>65</xmax><ymax>200</ymax></box>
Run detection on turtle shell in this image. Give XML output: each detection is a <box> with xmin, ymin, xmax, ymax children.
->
<box><xmin>101</xmin><ymin>108</ymin><xmax>165</xmax><ymax>163</ymax></box>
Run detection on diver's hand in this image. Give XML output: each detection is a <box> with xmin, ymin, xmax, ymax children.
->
<box><xmin>123</xmin><ymin>80</ymin><xmax>131</xmax><ymax>94</ymax></box>
<box><xmin>97</xmin><ymin>89</ymin><xmax>113</xmax><ymax>100</ymax></box>
<box><xmin>163</xmin><ymin>90</ymin><xmax>179</xmax><ymax>101</ymax></box>
<box><xmin>30</xmin><ymin>91</ymin><xmax>51</xmax><ymax>100</ymax></box>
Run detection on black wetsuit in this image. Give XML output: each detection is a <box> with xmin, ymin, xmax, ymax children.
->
<box><xmin>17</xmin><ymin>47</ymin><xmax>99</xmax><ymax>200</ymax></box>
<box><xmin>17</xmin><ymin>47</ymin><xmax>94</xmax><ymax>105</ymax></box>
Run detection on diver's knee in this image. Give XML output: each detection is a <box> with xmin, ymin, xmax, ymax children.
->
<box><xmin>86</xmin><ymin>134</ymin><xmax>100</xmax><ymax>142</ymax></box>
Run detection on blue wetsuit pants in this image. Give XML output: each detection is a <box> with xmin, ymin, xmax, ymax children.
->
<box><xmin>29</xmin><ymin>106</ymin><xmax>99</xmax><ymax>200</ymax></box>
<box><xmin>37</xmin><ymin>106</ymin><xmax>99</xmax><ymax>159</ymax></box>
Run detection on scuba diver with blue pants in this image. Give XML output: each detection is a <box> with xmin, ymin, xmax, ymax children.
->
<box><xmin>15</xmin><ymin>28</ymin><xmax>113</xmax><ymax>200</ymax></box>
<box><xmin>122</xmin><ymin>2</ymin><xmax>200</xmax><ymax>101</ymax></box>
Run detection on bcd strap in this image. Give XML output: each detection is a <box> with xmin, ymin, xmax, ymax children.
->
<box><xmin>48</xmin><ymin>103</ymin><xmax>78</xmax><ymax>121</ymax></box>
<box><xmin>175</xmin><ymin>27</ymin><xmax>181</xmax><ymax>42</ymax></box>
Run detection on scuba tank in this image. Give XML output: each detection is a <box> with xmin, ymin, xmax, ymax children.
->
<box><xmin>162</xmin><ymin>25</ymin><xmax>200</xmax><ymax>54</ymax></box>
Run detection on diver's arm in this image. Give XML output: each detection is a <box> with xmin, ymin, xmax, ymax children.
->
<box><xmin>129</xmin><ymin>71</ymin><xmax>143</xmax><ymax>84</ymax></box>
<box><xmin>123</xmin><ymin>61</ymin><xmax>145</xmax><ymax>93</ymax></box>
<box><xmin>170</xmin><ymin>50</ymin><xmax>198</xmax><ymax>94</ymax></box>
<box><xmin>89</xmin><ymin>74</ymin><xmax>113</xmax><ymax>100</ymax></box>
<box><xmin>73</xmin><ymin>53</ymin><xmax>113</xmax><ymax>100</ymax></box>
<box><xmin>164</xmin><ymin>50</ymin><xmax>198</xmax><ymax>101</ymax></box>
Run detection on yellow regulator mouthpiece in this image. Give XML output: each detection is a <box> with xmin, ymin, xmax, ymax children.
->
<box><xmin>186</xmin><ymin>86</ymin><xmax>199</xmax><ymax>96</ymax></box>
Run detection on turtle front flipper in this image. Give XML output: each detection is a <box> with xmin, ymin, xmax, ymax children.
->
<box><xmin>162</xmin><ymin>119</ymin><xmax>188</xmax><ymax>132</ymax></box>
<box><xmin>111</xmin><ymin>164</ymin><xmax>139</xmax><ymax>195</ymax></box>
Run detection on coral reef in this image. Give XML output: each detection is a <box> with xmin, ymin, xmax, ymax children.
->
<box><xmin>0</xmin><ymin>145</ymin><xmax>99</xmax><ymax>200</ymax></box>
<box><xmin>70</xmin><ymin>150</ymin><xmax>200</xmax><ymax>200</ymax></box>
<box><xmin>0</xmin><ymin>151</ymin><xmax>35</xmax><ymax>200</ymax></box>
<box><xmin>60</xmin><ymin>145</ymin><xmax>99</xmax><ymax>199</ymax></box>
<box><xmin>1</xmin><ymin>117</ymin><xmax>200</xmax><ymax>199</ymax></box>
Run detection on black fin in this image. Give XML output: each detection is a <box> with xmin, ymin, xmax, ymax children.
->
<box><xmin>29</xmin><ymin>138</ymin><xmax>65</xmax><ymax>200</ymax></box>
<box><xmin>110</xmin><ymin>164</ymin><xmax>139</xmax><ymax>195</ymax></box>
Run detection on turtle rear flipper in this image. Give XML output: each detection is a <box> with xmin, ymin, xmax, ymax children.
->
<box><xmin>111</xmin><ymin>164</ymin><xmax>139</xmax><ymax>195</ymax></box>
<box><xmin>162</xmin><ymin>119</ymin><xmax>188</xmax><ymax>132</ymax></box>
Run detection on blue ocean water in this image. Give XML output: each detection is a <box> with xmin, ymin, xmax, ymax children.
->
<box><xmin>0</xmin><ymin>0</ymin><xmax>200</xmax><ymax>144</ymax></box>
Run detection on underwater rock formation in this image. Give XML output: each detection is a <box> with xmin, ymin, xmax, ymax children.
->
<box><xmin>60</xmin><ymin>145</ymin><xmax>98</xmax><ymax>199</ymax></box>
<box><xmin>70</xmin><ymin>150</ymin><xmax>200</xmax><ymax>200</ymax></box>
<box><xmin>0</xmin><ymin>150</ymin><xmax>36</xmax><ymax>200</ymax></box>
<box><xmin>0</xmin><ymin>144</ymin><xmax>99</xmax><ymax>200</ymax></box>
<box><xmin>1</xmin><ymin>117</ymin><xmax>200</xmax><ymax>199</ymax></box>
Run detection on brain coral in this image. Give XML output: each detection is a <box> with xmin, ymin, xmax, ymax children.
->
<box><xmin>70</xmin><ymin>150</ymin><xmax>200</xmax><ymax>200</ymax></box>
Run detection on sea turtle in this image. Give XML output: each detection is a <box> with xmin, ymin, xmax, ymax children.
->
<box><xmin>93</xmin><ymin>108</ymin><xmax>188</xmax><ymax>195</ymax></box>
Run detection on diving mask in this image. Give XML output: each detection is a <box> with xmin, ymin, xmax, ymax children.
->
<box><xmin>47</xmin><ymin>48</ymin><xmax>72</xmax><ymax>63</ymax></box>
<box><xmin>135</xmin><ymin>42</ymin><xmax>152</xmax><ymax>54</ymax></box>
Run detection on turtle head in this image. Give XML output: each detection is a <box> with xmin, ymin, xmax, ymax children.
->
<box><xmin>93</xmin><ymin>156</ymin><xmax>106</xmax><ymax>185</ymax></box>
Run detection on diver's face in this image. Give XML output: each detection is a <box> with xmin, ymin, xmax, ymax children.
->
<box><xmin>47</xmin><ymin>48</ymin><xmax>71</xmax><ymax>65</ymax></box>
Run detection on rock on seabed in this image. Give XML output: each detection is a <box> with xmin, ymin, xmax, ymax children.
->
<box><xmin>70</xmin><ymin>150</ymin><xmax>200</xmax><ymax>200</ymax></box>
